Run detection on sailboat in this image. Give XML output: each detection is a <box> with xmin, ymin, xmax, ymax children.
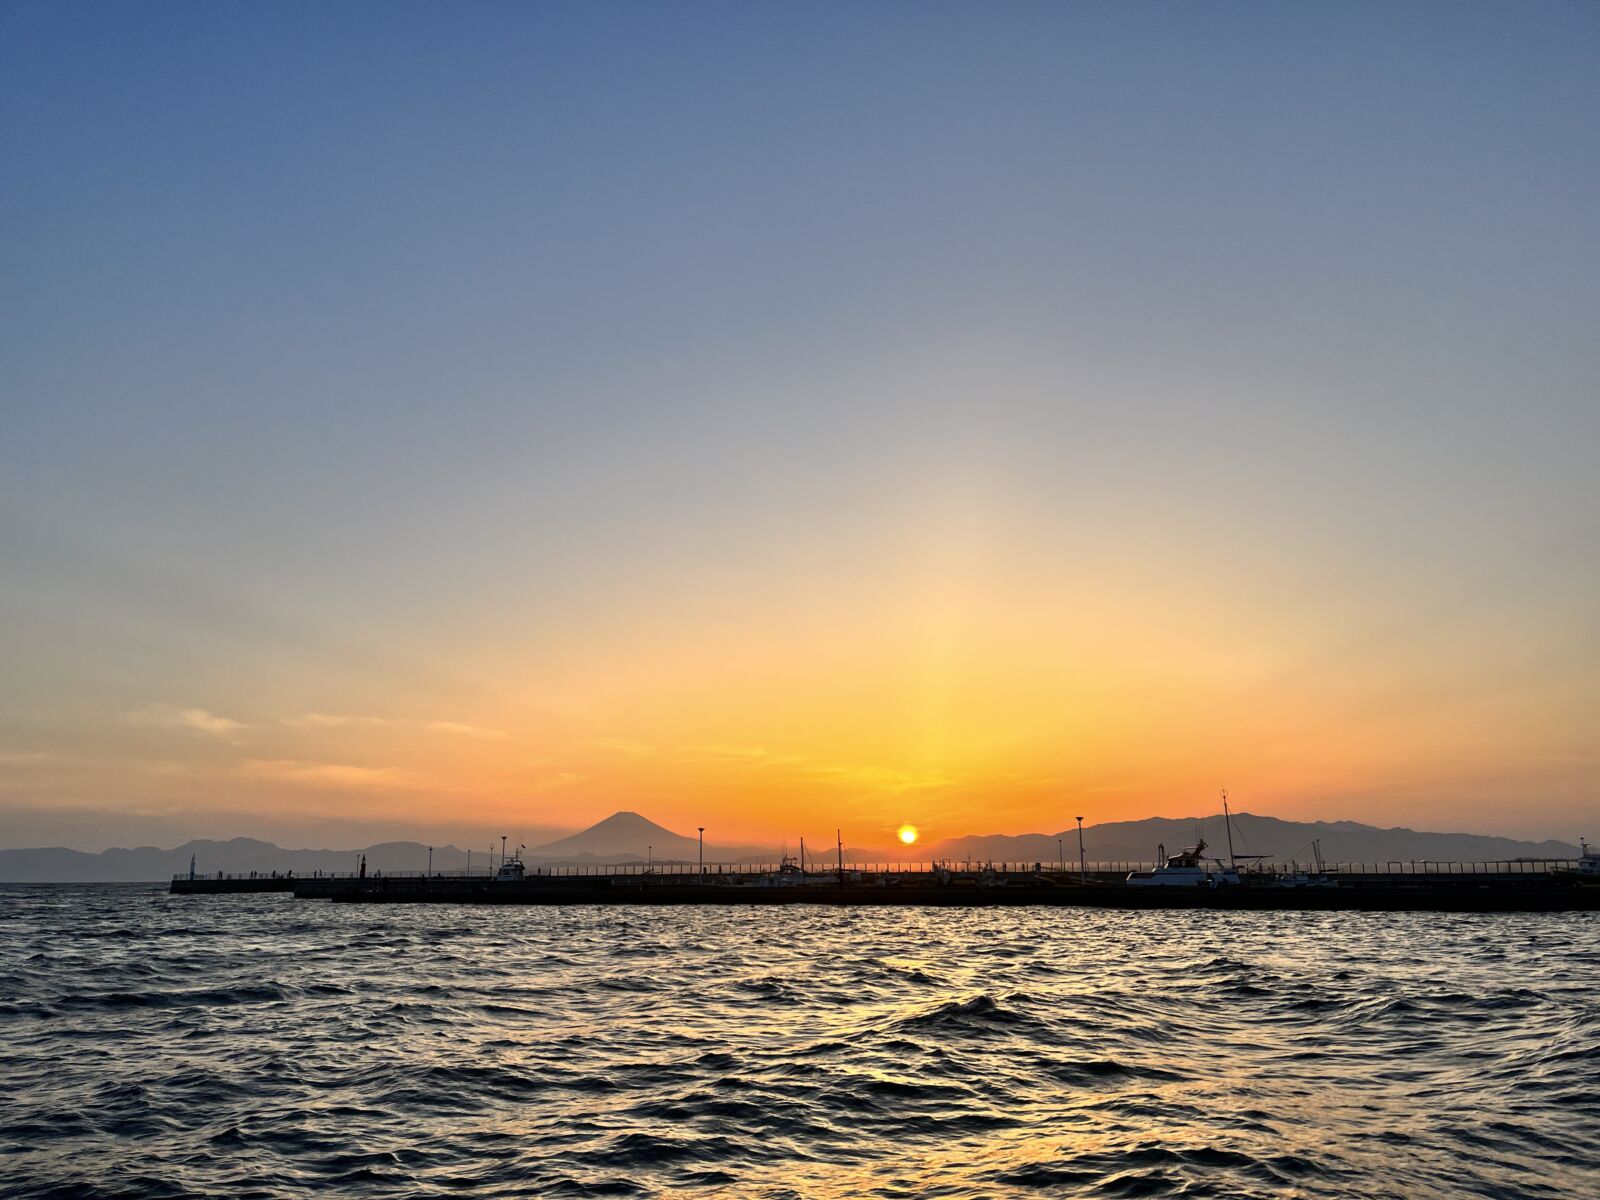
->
<box><xmin>1276</xmin><ymin>839</ymin><xmax>1337</xmax><ymax>888</ymax></box>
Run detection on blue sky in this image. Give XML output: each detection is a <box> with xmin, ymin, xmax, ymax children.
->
<box><xmin>2</xmin><ymin>3</ymin><xmax>1597</xmax><ymax>848</ymax></box>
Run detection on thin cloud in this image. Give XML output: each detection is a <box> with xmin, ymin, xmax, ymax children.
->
<box><xmin>283</xmin><ymin>714</ymin><xmax>506</xmax><ymax>739</ymax></box>
<box><xmin>240</xmin><ymin>759</ymin><xmax>423</xmax><ymax>790</ymax></box>
<box><xmin>0</xmin><ymin>750</ymin><xmax>52</xmax><ymax>767</ymax></box>
<box><xmin>130</xmin><ymin>704</ymin><xmax>246</xmax><ymax>740</ymax></box>
<box><xmin>283</xmin><ymin>713</ymin><xmax>390</xmax><ymax>729</ymax></box>
<box><xmin>426</xmin><ymin>721</ymin><xmax>508</xmax><ymax>740</ymax></box>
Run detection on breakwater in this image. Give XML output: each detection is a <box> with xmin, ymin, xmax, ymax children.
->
<box><xmin>169</xmin><ymin>862</ymin><xmax>1599</xmax><ymax>911</ymax></box>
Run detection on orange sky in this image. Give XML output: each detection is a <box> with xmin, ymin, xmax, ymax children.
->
<box><xmin>4</xmin><ymin>515</ymin><xmax>1591</xmax><ymax>850</ymax></box>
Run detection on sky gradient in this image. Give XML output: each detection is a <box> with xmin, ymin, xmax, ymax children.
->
<box><xmin>2</xmin><ymin>3</ymin><xmax>1597</xmax><ymax>850</ymax></box>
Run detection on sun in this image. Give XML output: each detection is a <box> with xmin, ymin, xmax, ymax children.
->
<box><xmin>897</xmin><ymin>825</ymin><xmax>919</xmax><ymax>845</ymax></box>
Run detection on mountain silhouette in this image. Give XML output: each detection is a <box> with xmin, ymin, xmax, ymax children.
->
<box><xmin>925</xmin><ymin>813</ymin><xmax>1579</xmax><ymax>866</ymax></box>
<box><xmin>0</xmin><ymin>811</ymin><xmax>1581</xmax><ymax>880</ymax></box>
<box><xmin>526</xmin><ymin>811</ymin><xmax>703</xmax><ymax>862</ymax></box>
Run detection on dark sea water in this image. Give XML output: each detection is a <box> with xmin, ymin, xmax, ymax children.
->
<box><xmin>0</xmin><ymin>885</ymin><xmax>1595</xmax><ymax>1199</ymax></box>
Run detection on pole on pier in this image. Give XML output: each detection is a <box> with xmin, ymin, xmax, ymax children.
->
<box><xmin>698</xmin><ymin>827</ymin><xmax>705</xmax><ymax>875</ymax></box>
<box><xmin>837</xmin><ymin>829</ymin><xmax>843</xmax><ymax>882</ymax></box>
<box><xmin>1076</xmin><ymin>816</ymin><xmax>1086</xmax><ymax>883</ymax></box>
<box><xmin>1222</xmin><ymin>790</ymin><xmax>1236</xmax><ymax>870</ymax></box>
<box><xmin>428</xmin><ymin>846</ymin><xmax>433</xmax><ymax>876</ymax></box>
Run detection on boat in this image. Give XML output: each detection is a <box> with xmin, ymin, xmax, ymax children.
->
<box><xmin>1126</xmin><ymin>795</ymin><xmax>1251</xmax><ymax>887</ymax></box>
<box><xmin>493</xmin><ymin>844</ymin><xmax>527</xmax><ymax>882</ymax></box>
<box><xmin>1276</xmin><ymin>839</ymin><xmax>1338</xmax><ymax>888</ymax></box>
<box><xmin>735</xmin><ymin>850</ymin><xmax>808</xmax><ymax>887</ymax></box>
<box><xmin>1579</xmin><ymin>839</ymin><xmax>1599</xmax><ymax>878</ymax></box>
<box><xmin>1127</xmin><ymin>839</ymin><xmax>1218</xmax><ymax>887</ymax></box>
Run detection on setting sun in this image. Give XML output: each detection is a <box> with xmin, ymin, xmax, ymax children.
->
<box><xmin>897</xmin><ymin>825</ymin><xmax>919</xmax><ymax>845</ymax></box>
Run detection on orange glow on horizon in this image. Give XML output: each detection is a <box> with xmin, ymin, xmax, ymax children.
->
<box><xmin>31</xmin><ymin>517</ymin><xmax>1589</xmax><ymax>849</ymax></box>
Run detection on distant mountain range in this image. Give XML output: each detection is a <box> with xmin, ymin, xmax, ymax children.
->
<box><xmin>0</xmin><ymin>810</ymin><xmax>1582</xmax><ymax>881</ymax></box>
<box><xmin>924</xmin><ymin>813</ymin><xmax>1582</xmax><ymax>868</ymax></box>
<box><xmin>0</xmin><ymin>838</ymin><xmax>476</xmax><ymax>884</ymax></box>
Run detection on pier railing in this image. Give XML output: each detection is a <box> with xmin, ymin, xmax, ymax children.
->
<box><xmin>174</xmin><ymin>858</ymin><xmax>1583</xmax><ymax>883</ymax></box>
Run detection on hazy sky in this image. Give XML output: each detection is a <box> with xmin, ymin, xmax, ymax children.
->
<box><xmin>3</xmin><ymin>3</ymin><xmax>1597</xmax><ymax>850</ymax></box>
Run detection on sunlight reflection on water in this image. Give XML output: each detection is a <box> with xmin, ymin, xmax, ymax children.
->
<box><xmin>0</xmin><ymin>887</ymin><xmax>1595</xmax><ymax>1198</ymax></box>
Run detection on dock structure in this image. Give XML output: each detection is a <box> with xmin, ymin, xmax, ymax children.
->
<box><xmin>170</xmin><ymin>873</ymin><xmax>296</xmax><ymax>894</ymax></box>
<box><xmin>169</xmin><ymin>859</ymin><xmax>1600</xmax><ymax>911</ymax></box>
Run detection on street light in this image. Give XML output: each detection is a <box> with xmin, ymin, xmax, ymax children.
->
<box><xmin>1076</xmin><ymin>816</ymin><xmax>1086</xmax><ymax>884</ymax></box>
<box><xmin>698</xmin><ymin>827</ymin><xmax>705</xmax><ymax>875</ymax></box>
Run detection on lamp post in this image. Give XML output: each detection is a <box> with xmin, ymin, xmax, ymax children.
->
<box><xmin>1076</xmin><ymin>816</ymin><xmax>1086</xmax><ymax>884</ymax></box>
<box><xmin>698</xmin><ymin>827</ymin><xmax>705</xmax><ymax>875</ymax></box>
<box><xmin>1058</xmin><ymin>838</ymin><xmax>1063</xmax><ymax>873</ymax></box>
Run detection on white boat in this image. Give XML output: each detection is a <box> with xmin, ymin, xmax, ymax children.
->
<box><xmin>493</xmin><ymin>847</ymin><xmax>526</xmax><ymax>882</ymax></box>
<box><xmin>1580</xmin><ymin>839</ymin><xmax>1599</xmax><ymax>877</ymax></box>
<box><xmin>1127</xmin><ymin>839</ymin><xmax>1228</xmax><ymax>887</ymax></box>
<box><xmin>1126</xmin><ymin>794</ymin><xmax>1254</xmax><ymax>887</ymax></box>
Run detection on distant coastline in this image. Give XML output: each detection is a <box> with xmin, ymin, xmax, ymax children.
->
<box><xmin>0</xmin><ymin>810</ymin><xmax>1581</xmax><ymax>883</ymax></box>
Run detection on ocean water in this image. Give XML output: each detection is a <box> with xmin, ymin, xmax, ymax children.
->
<box><xmin>0</xmin><ymin>886</ymin><xmax>1594</xmax><ymax>1199</ymax></box>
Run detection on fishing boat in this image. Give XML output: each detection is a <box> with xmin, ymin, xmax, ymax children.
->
<box><xmin>771</xmin><ymin>853</ymin><xmax>806</xmax><ymax>884</ymax></box>
<box><xmin>1126</xmin><ymin>794</ymin><xmax>1251</xmax><ymax>887</ymax></box>
<box><xmin>1579</xmin><ymin>839</ymin><xmax>1599</xmax><ymax>878</ymax></box>
<box><xmin>493</xmin><ymin>846</ymin><xmax>527</xmax><ymax>882</ymax></box>
<box><xmin>1127</xmin><ymin>839</ymin><xmax>1217</xmax><ymax>886</ymax></box>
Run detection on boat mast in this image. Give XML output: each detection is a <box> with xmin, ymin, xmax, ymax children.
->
<box><xmin>1222</xmin><ymin>790</ymin><xmax>1236</xmax><ymax>870</ymax></box>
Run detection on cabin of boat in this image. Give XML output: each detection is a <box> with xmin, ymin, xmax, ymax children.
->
<box><xmin>1128</xmin><ymin>839</ymin><xmax>1213</xmax><ymax>887</ymax></box>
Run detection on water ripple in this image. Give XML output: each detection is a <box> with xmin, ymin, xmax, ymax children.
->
<box><xmin>0</xmin><ymin>886</ymin><xmax>1595</xmax><ymax>1198</ymax></box>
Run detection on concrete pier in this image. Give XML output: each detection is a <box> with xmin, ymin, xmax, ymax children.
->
<box><xmin>169</xmin><ymin>860</ymin><xmax>1597</xmax><ymax>911</ymax></box>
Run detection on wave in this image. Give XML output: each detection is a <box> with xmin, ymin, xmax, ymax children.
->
<box><xmin>1</xmin><ymin>888</ymin><xmax>1592</xmax><ymax>1200</ymax></box>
